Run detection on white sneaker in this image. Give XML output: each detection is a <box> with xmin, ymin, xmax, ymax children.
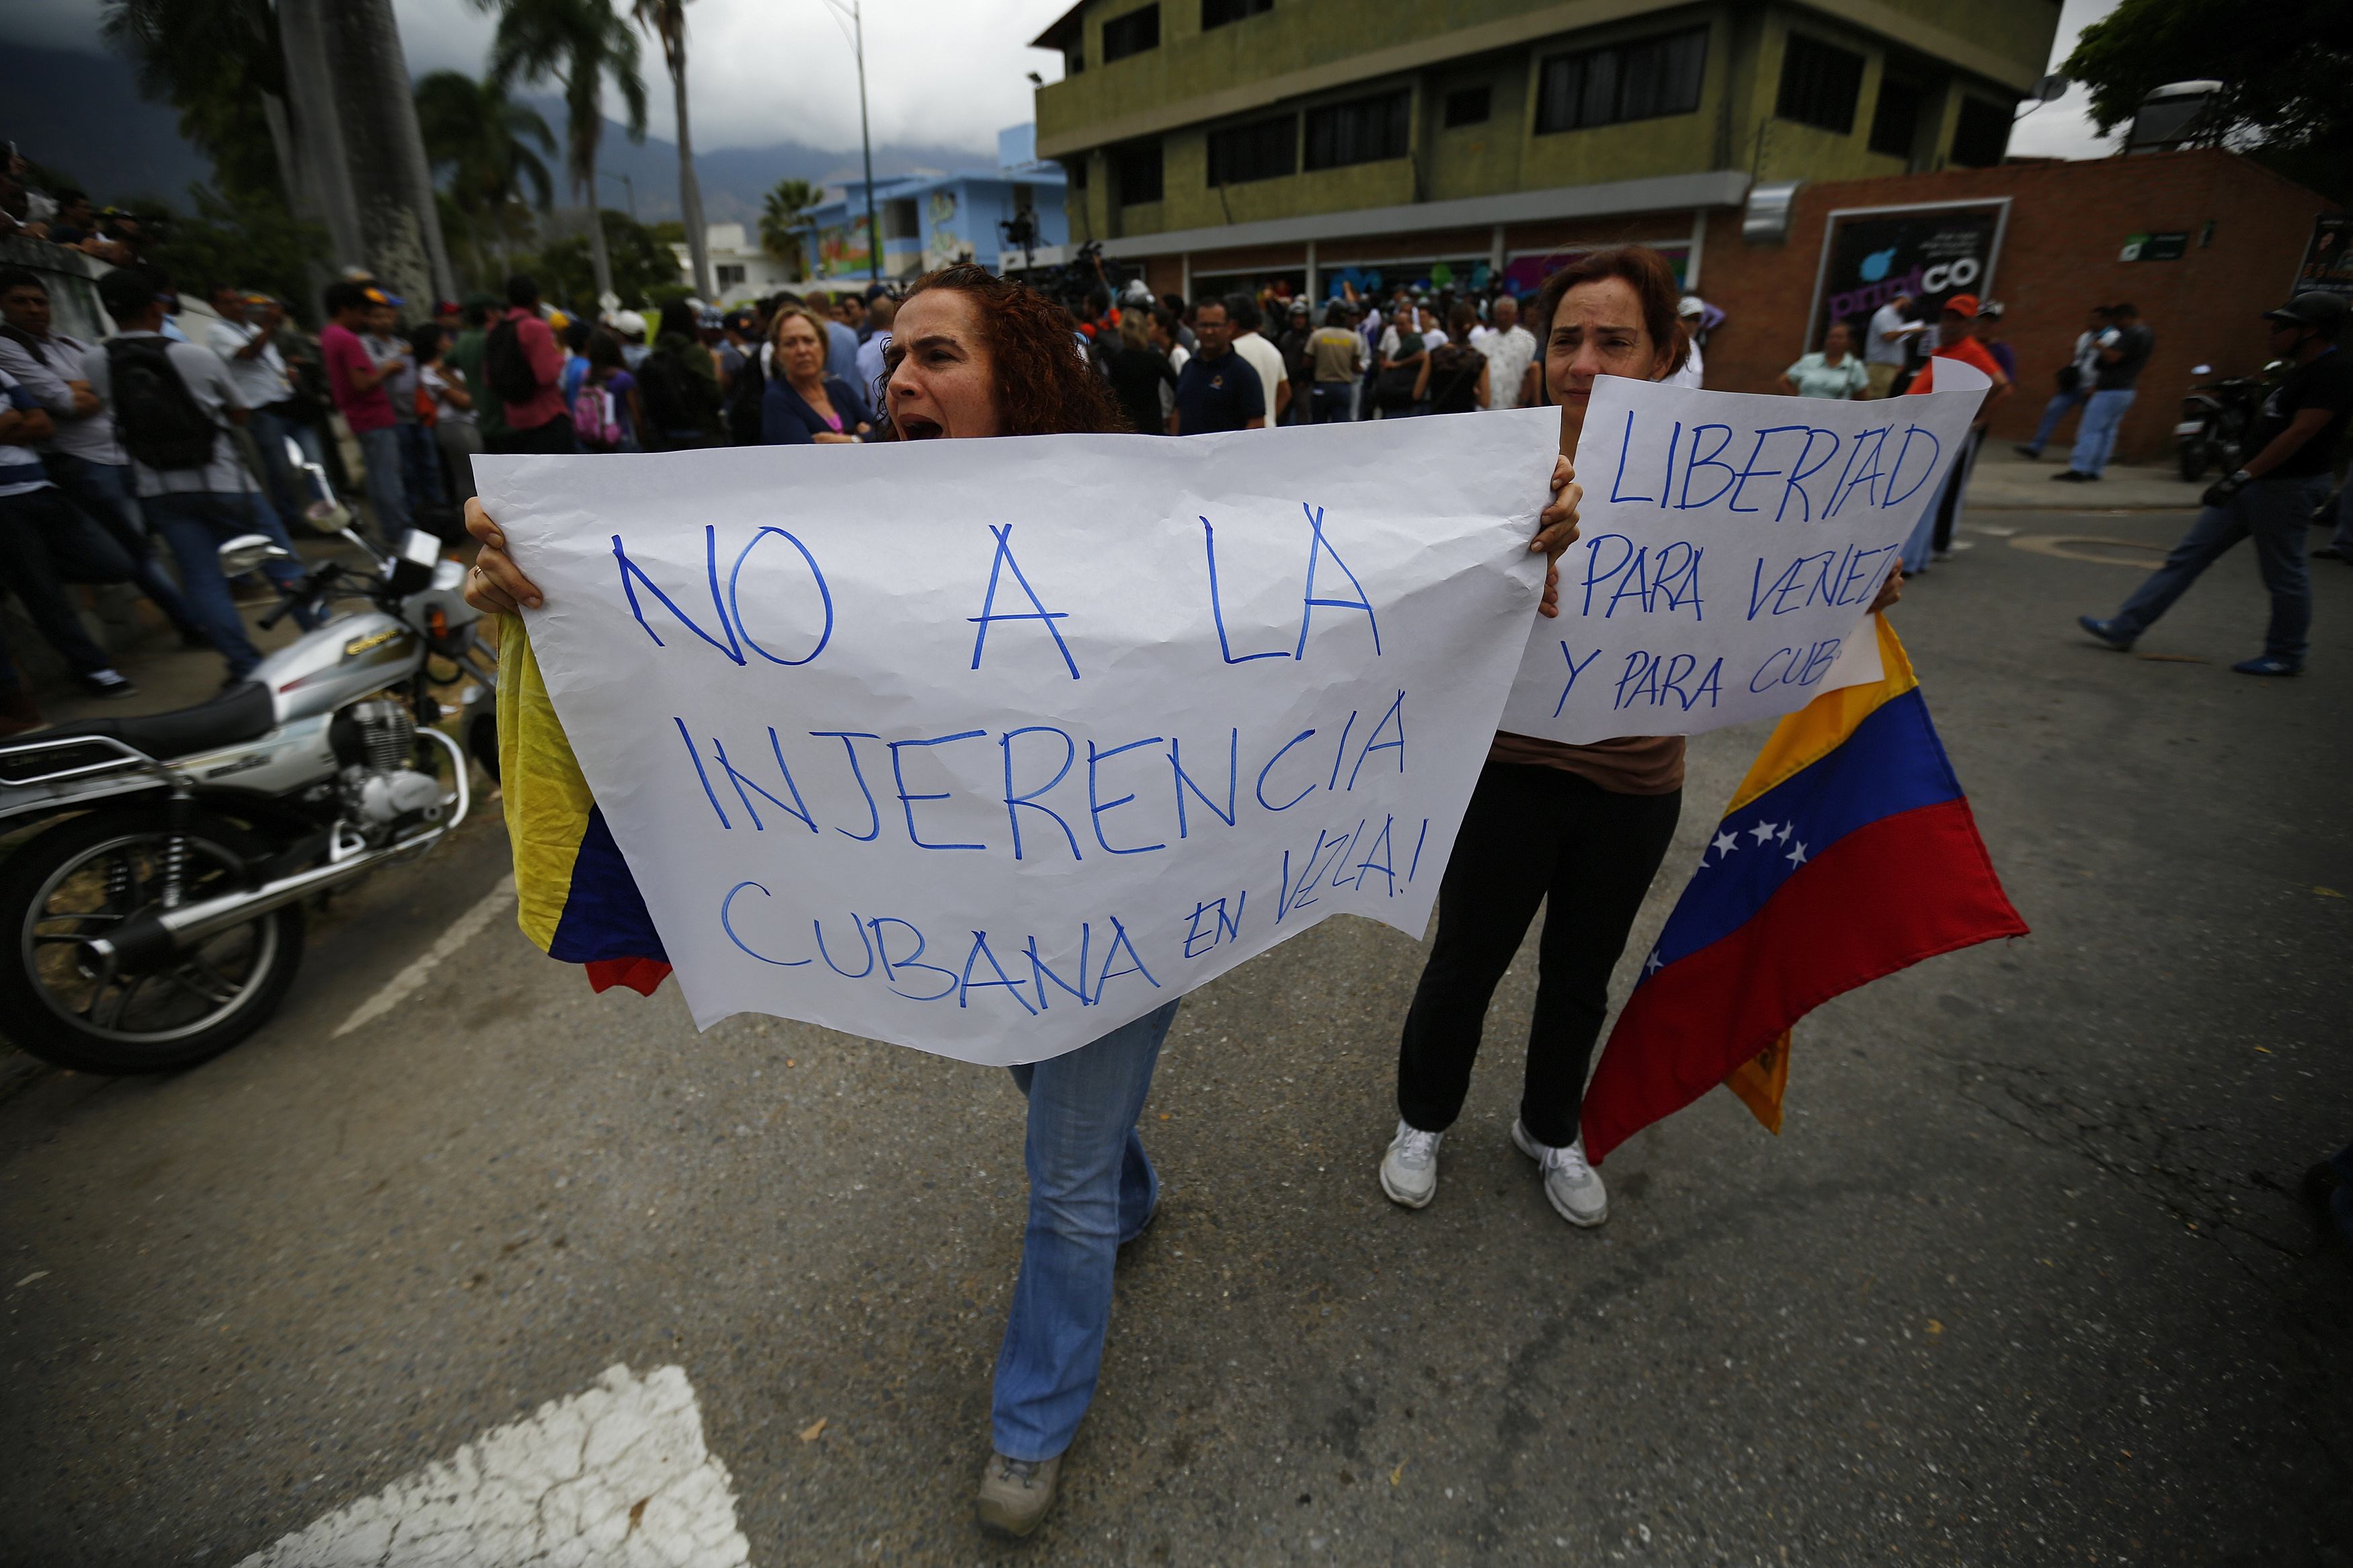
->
<box><xmin>1512</xmin><ymin>1119</ymin><xmax>1607</xmax><ymax>1227</ymax></box>
<box><xmin>1379</xmin><ymin>1120</ymin><xmax>1442</xmax><ymax>1209</ymax></box>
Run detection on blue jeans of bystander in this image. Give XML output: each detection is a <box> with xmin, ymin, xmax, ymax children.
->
<box><xmin>46</xmin><ymin>454</ymin><xmax>204</xmax><ymax>641</ymax></box>
<box><xmin>2108</xmin><ymin>472</ymin><xmax>2329</xmax><ymax>665</ymax></box>
<box><xmin>354</xmin><ymin>425</ymin><xmax>409</xmax><ymax>545</ymax></box>
<box><xmin>992</xmin><ymin>999</ymin><xmax>1182</xmax><ymax>1462</ymax></box>
<box><xmin>2067</xmin><ymin>388</ymin><xmax>2136</xmax><ymax>476</ymax></box>
<box><xmin>395</xmin><ymin>420</ymin><xmax>444</xmax><ymax>512</ymax></box>
<box><xmin>1311</xmin><ymin>383</ymin><xmax>1356</xmax><ymax>423</ymax></box>
<box><xmin>2024</xmin><ymin>387</ymin><xmax>2087</xmax><ymax>455</ymax></box>
<box><xmin>142</xmin><ymin>492</ymin><xmax>280</xmax><ymax>679</ymax></box>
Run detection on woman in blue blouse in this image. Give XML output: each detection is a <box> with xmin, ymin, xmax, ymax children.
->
<box><xmin>761</xmin><ymin>304</ymin><xmax>875</xmax><ymax>444</ymax></box>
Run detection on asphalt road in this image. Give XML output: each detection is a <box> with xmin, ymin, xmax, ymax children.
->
<box><xmin>3</xmin><ymin>505</ymin><xmax>2349</xmax><ymax>1567</ymax></box>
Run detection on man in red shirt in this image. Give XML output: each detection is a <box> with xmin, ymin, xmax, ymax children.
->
<box><xmin>488</xmin><ymin>274</ymin><xmax>575</xmax><ymax>454</ymax></box>
<box><xmin>1901</xmin><ymin>293</ymin><xmax>2011</xmax><ymax>566</ymax></box>
<box><xmin>320</xmin><ymin>280</ymin><xmax>409</xmax><ymax>541</ymax></box>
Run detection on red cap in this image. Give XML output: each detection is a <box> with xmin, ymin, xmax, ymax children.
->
<box><xmin>1942</xmin><ymin>293</ymin><xmax>1980</xmax><ymax>318</ymax></box>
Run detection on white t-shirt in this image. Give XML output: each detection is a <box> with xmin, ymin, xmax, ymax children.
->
<box><xmin>1865</xmin><ymin>304</ymin><xmax>1913</xmax><ymax>368</ymax></box>
<box><xmin>422</xmin><ymin>364</ymin><xmax>475</xmax><ymax>427</ymax></box>
<box><xmin>0</xmin><ymin>368</ymin><xmax>56</xmax><ymax>497</ymax></box>
<box><xmin>1230</xmin><ymin>331</ymin><xmax>1287</xmax><ymax>422</ymax></box>
<box><xmin>0</xmin><ymin>329</ymin><xmax>116</xmax><ymax>464</ymax></box>
<box><xmin>208</xmin><ymin>317</ymin><xmax>294</xmax><ymax>410</ymax></box>
<box><xmin>1665</xmin><ymin>338</ymin><xmax>1705</xmax><ymax>390</ymax></box>
<box><xmin>1477</xmin><ymin>325</ymin><xmax>1538</xmax><ymax>411</ymax></box>
<box><xmin>81</xmin><ymin>331</ymin><xmax>258</xmax><ymax>497</ymax></box>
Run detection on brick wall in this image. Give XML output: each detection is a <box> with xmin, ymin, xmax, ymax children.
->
<box><xmin>1693</xmin><ymin>151</ymin><xmax>2339</xmax><ymax>464</ymax></box>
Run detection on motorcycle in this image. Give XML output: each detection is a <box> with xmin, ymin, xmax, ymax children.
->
<box><xmin>2173</xmin><ymin>362</ymin><xmax>2269</xmax><ymax>482</ymax></box>
<box><xmin>0</xmin><ymin>510</ymin><xmax>499</xmax><ymax>1075</ymax></box>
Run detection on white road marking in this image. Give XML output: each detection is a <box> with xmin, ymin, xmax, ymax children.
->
<box><xmin>334</xmin><ymin>875</ymin><xmax>516</xmax><ymax>1038</ymax></box>
<box><xmin>235</xmin><ymin>1362</ymin><xmax>749</xmax><ymax>1567</ymax></box>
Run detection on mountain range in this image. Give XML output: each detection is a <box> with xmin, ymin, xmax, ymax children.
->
<box><xmin>0</xmin><ymin>43</ymin><xmax>996</xmax><ymax>226</ymax></box>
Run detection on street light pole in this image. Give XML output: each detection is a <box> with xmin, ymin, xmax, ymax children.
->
<box><xmin>817</xmin><ymin>0</ymin><xmax>882</xmax><ymax>284</ymax></box>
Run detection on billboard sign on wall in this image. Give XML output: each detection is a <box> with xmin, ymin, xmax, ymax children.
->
<box><xmin>2294</xmin><ymin>213</ymin><xmax>2353</xmax><ymax>300</ymax></box>
<box><xmin>1808</xmin><ymin>202</ymin><xmax>2007</xmax><ymax>354</ymax></box>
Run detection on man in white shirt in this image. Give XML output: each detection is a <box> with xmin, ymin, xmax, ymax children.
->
<box><xmin>1476</xmin><ymin>293</ymin><xmax>1538</xmax><ymax>411</ymax></box>
<box><xmin>1225</xmin><ymin>292</ymin><xmax>1289</xmax><ymax>428</ymax></box>
<box><xmin>0</xmin><ymin>263</ymin><xmax>210</xmax><ymax>648</ymax></box>
<box><xmin>1864</xmin><ymin>293</ymin><xmax>1917</xmax><ymax>399</ymax></box>
<box><xmin>1665</xmin><ymin>295</ymin><xmax>1708</xmax><ymax>389</ymax></box>
<box><xmin>2016</xmin><ymin>304</ymin><xmax>2112</xmax><ymax>460</ymax></box>
<box><xmin>85</xmin><ymin>265</ymin><xmax>313</xmax><ymax>684</ymax></box>
<box><xmin>208</xmin><ymin>284</ymin><xmax>309</xmax><ymax>533</ymax></box>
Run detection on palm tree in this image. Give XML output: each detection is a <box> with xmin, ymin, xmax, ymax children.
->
<box><xmin>760</xmin><ymin>177</ymin><xmax>821</xmax><ymax>280</ymax></box>
<box><xmin>631</xmin><ymin>0</ymin><xmax>709</xmax><ymax>298</ymax></box>
<box><xmin>472</xmin><ymin>0</ymin><xmax>649</xmax><ymax>306</ymax></box>
<box><xmin>415</xmin><ymin>70</ymin><xmax>556</xmax><ymax>282</ymax></box>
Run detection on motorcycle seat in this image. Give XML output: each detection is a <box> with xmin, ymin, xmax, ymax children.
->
<box><xmin>32</xmin><ymin>681</ymin><xmax>278</xmax><ymax>763</ymax></box>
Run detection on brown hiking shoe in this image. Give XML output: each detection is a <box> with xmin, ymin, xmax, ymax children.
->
<box><xmin>976</xmin><ymin>1450</ymin><xmax>1062</xmax><ymax>1539</ymax></box>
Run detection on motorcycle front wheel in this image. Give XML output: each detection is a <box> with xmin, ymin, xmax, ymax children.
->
<box><xmin>0</xmin><ymin>806</ymin><xmax>305</xmax><ymax>1074</ymax></box>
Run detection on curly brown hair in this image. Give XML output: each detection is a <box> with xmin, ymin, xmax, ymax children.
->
<box><xmin>881</xmin><ymin>263</ymin><xmax>1129</xmax><ymax>437</ymax></box>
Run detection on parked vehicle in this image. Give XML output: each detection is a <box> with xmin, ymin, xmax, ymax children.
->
<box><xmin>0</xmin><ymin>518</ymin><xmax>498</xmax><ymax>1075</ymax></box>
<box><xmin>2172</xmin><ymin>362</ymin><xmax>2270</xmax><ymax>482</ymax></box>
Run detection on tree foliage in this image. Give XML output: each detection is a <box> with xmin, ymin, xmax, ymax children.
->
<box><xmin>416</xmin><ymin>69</ymin><xmax>557</xmax><ymax>288</ymax></box>
<box><xmin>760</xmin><ymin>177</ymin><xmax>820</xmax><ymax>273</ymax></box>
<box><xmin>2064</xmin><ymin>0</ymin><xmax>2353</xmax><ymax>196</ymax></box>
<box><xmin>146</xmin><ymin>189</ymin><xmax>329</xmax><ymax>321</ymax></box>
<box><xmin>525</xmin><ymin>210</ymin><xmax>677</xmax><ymax>311</ymax></box>
<box><xmin>472</xmin><ymin>0</ymin><xmax>649</xmax><ymax>204</ymax></box>
<box><xmin>98</xmin><ymin>0</ymin><xmax>288</xmax><ymax>207</ymax></box>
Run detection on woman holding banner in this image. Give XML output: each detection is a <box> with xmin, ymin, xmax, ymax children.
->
<box><xmin>461</xmin><ymin>262</ymin><xmax>1585</xmax><ymax>1541</ymax></box>
<box><xmin>1378</xmin><ymin>247</ymin><xmax>1903</xmax><ymax>1229</ymax></box>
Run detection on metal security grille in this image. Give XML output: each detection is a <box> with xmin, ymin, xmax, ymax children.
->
<box><xmin>1207</xmin><ymin>115</ymin><xmax>1298</xmax><ymax>185</ymax></box>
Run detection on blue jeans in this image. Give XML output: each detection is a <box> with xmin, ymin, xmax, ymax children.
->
<box><xmin>1311</xmin><ymin>383</ymin><xmax>1356</xmax><ymax>423</ymax></box>
<box><xmin>245</xmin><ymin>405</ymin><xmax>311</xmax><ymax>533</ymax></box>
<box><xmin>2331</xmin><ymin>479</ymin><xmax>2353</xmax><ymax>552</ymax></box>
<box><xmin>142</xmin><ymin>491</ymin><xmax>313</xmax><ymax>680</ymax></box>
<box><xmin>2025</xmin><ymin>387</ymin><xmax>2087</xmax><ymax>454</ymax></box>
<box><xmin>45</xmin><ymin>454</ymin><xmax>204</xmax><ymax>641</ymax></box>
<box><xmin>2109</xmin><ymin>472</ymin><xmax>2329</xmax><ymax>665</ymax></box>
<box><xmin>2069</xmin><ymin>388</ymin><xmax>2136</xmax><ymax>475</ymax></box>
<box><xmin>993</xmin><ymin>999</ymin><xmax>1181</xmax><ymax>1461</ymax></box>
<box><xmin>355</xmin><ymin>425</ymin><xmax>409</xmax><ymax>545</ymax></box>
<box><xmin>395</xmin><ymin>419</ymin><xmax>444</xmax><ymax>511</ymax></box>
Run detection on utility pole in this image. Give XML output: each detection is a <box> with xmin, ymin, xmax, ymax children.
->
<box><xmin>817</xmin><ymin>0</ymin><xmax>883</xmax><ymax>284</ymax></box>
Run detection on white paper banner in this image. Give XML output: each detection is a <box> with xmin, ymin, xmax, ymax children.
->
<box><xmin>479</xmin><ymin>411</ymin><xmax>1558</xmax><ymax>1065</ymax></box>
<box><xmin>1499</xmin><ymin>364</ymin><xmax>1989</xmax><ymax>743</ymax></box>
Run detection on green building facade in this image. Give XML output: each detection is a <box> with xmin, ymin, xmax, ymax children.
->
<box><xmin>1028</xmin><ymin>0</ymin><xmax>2060</xmax><ymax>296</ymax></box>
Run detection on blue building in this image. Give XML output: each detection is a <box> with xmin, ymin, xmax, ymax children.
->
<box><xmin>799</xmin><ymin>124</ymin><xmax>1069</xmax><ymax>284</ymax></box>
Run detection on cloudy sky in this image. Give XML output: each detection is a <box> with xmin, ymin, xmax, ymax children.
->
<box><xmin>5</xmin><ymin>0</ymin><xmax>2123</xmax><ymax>160</ymax></box>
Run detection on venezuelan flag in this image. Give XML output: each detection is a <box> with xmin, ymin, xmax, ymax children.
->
<box><xmin>1578</xmin><ymin>614</ymin><xmax>2026</xmax><ymax>1164</ymax></box>
<box><xmin>497</xmin><ymin>618</ymin><xmax>674</xmax><ymax>996</ymax></box>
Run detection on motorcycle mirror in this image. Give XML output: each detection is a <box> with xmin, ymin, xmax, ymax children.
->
<box><xmin>282</xmin><ymin>434</ymin><xmax>306</xmax><ymax>466</ymax></box>
<box><xmin>217</xmin><ymin>533</ymin><xmax>294</xmax><ymax>575</ymax></box>
<box><xmin>2191</xmin><ymin>364</ymin><xmax>2212</xmax><ymax>375</ymax></box>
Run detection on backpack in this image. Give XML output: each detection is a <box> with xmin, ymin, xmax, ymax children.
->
<box><xmin>724</xmin><ymin>346</ymin><xmax>766</xmax><ymax>446</ymax></box>
<box><xmin>105</xmin><ymin>337</ymin><xmax>219</xmax><ymax>470</ymax></box>
<box><xmin>483</xmin><ymin>317</ymin><xmax>541</xmax><ymax>406</ymax></box>
<box><xmin>636</xmin><ymin>345</ymin><xmax>713</xmax><ymax>444</ymax></box>
<box><xmin>571</xmin><ymin>382</ymin><xmax>621</xmax><ymax>452</ymax></box>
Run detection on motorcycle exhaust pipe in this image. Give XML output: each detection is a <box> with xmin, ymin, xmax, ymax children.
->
<box><xmin>82</xmin><ymin>731</ymin><xmax>472</xmax><ymax>978</ymax></box>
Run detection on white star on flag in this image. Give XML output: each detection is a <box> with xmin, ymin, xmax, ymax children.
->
<box><xmin>1749</xmin><ymin>819</ymin><xmax>1778</xmax><ymax>845</ymax></box>
<box><xmin>1778</xmin><ymin>821</ymin><xmax>1794</xmax><ymax>843</ymax></box>
<box><xmin>1644</xmin><ymin>948</ymin><xmax>1664</xmax><ymax>974</ymax></box>
<box><xmin>1786</xmin><ymin>840</ymin><xmax>1808</xmax><ymax>868</ymax></box>
<box><xmin>1712</xmin><ymin>830</ymin><xmax>1739</xmax><ymax>860</ymax></box>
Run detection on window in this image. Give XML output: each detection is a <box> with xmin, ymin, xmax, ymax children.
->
<box><xmin>1065</xmin><ymin>49</ymin><xmax>1084</xmax><ymax>75</ymax></box>
<box><xmin>1950</xmin><ymin>97</ymin><xmax>2010</xmax><ymax>167</ymax></box>
<box><xmin>1304</xmin><ymin>91</ymin><xmax>1410</xmax><ymax>170</ymax></box>
<box><xmin>1443</xmin><ymin>85</ymin><xmax>1492</xmax><ymax>128</ymax></box>
<box><xmin>1207</xmin><ymin>114</ymin><xmax>1296</xmax><ymax>185</ymax></box>
<box><xmin>883</xmin><ymin>199</ymin><xmax>919</xmax><ymax>241</ymax></box>
<box><xmin>1535</xmin><ymin>26</ymin><xmax>1708</xmax><ymax>134</ymax></box>
<box><xmin>1101</xmin><ymin>4</ymin><xmax>1158</xmax><ymax>63</ymax></box>
<box><xmin>1113</xmin><ymin>140</ymin><xmax>1162</xmax><ymax>204</ymax></box>
<box><xmin>716</xmin><ymin>263</ymin><xmax>746</xmax><ymax>288</ymax></box>
<box><xmin>1776</xmin><ymin>34</ymin><xmax>1864</xmax><ymax>134</ymax></box>
<box><xmin>1064</xmin><ymin>156</ymin><xmax>1088</xmax><ymax>191</ymax></box>
<box><xmin>1201</xmin><ymin>0</ymin><xmax>1271</xmax><ymax>30</ymax></box>
<box><xmin>1868</xmin><ymin>76</ymin><xmax>1921</xmax><ymax>157</ymax></box>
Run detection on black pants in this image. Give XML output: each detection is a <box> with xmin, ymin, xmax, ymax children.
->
<box><xmin>1929</xmin><ymin>426</ymin><xmax>1983</xmax><ymax>553</ymax></box>
<box><xmin>0</xmin><ymin>487</ymin><xmax>138</xmax><ymax>676</ymax></box>
<box><xmin>1397</xmin><ymin>761</ymin><xmax>1681</xmax><ymax>1149</ymax></box>
<box><xmin>493</xmin><ymin>417</ymin><xmax>577</xmax><ymax>456</ymax></box>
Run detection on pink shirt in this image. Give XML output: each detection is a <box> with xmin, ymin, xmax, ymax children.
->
<box><xmin>501</xmin><ymin>308</ymin><xmax>568</xmax><ymax>432</ymax></box>
<box><xmin>321</xmin><ymin>321</ymin><xmax>393</xmax><ymax>433</ymax></box>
